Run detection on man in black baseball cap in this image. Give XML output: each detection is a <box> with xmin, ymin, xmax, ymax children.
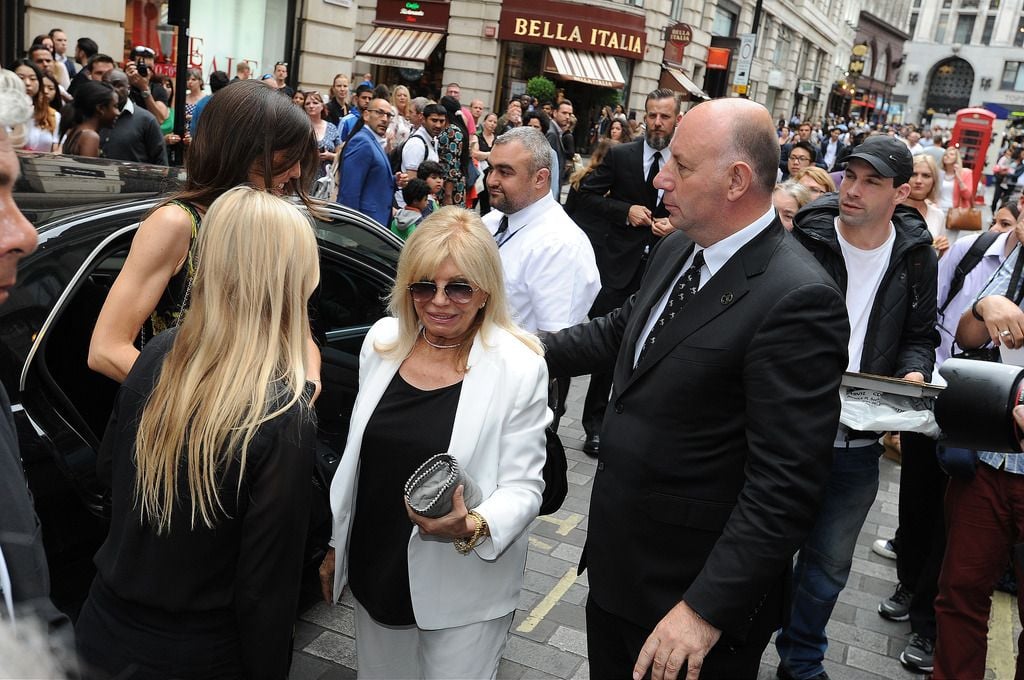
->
<box><xmin>776</xmin><ymin>133</ymin><xmax>937</xmax><ymax>680</ymax></box>
<box><xmin>842</xmin><ymin>134</ymin><xmax>915</xmax><ymax>182</ymax></box>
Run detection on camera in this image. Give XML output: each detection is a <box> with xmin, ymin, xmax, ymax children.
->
<box><xmin>934</xmin><ymin>358</ymin><xmax>1024</xmax><ymax>453</ymax></box>
<box><xmin>136</xmin><ymin>58</ymin><xmax>149</xmax><ymax>77</ymax></box>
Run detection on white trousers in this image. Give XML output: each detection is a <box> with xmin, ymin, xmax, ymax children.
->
<box><xmin>354</xmin><ymin>599</ymin><xmax>513</xmax><ymax>679</ymax></box>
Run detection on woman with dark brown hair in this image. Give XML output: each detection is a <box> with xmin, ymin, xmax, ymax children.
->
<box><xmin>89</xmin><ymin>79</ymin><xmax>322</xmax><ymax>389</ymax></box>
<box><xmin>11</xmin><ymin>59</ymin><xmax>60</xmax><ymax>151</ymax></box>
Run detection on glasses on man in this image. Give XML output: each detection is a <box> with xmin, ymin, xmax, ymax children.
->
<box><xmin>408</xmin><ymin>281</ymin><xmax>477</xmax><ymax>304</ymax></box>
<box><xmin>789</xmin><ymin>154</ymin><xmax>812</xmax><ymax>165</ymax></box>
<box><xmin>368</xmin><ymin>109</ymin><xmax>396</xmax><ymax>119</ymax></box>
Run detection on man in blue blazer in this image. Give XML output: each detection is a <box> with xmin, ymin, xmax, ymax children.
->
<box><xmin>339</xmin><ymin>98</ymin><xmax>396</xmax><ymax>227</ymax></box>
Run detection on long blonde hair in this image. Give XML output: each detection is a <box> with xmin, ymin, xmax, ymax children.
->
<box><xmin>378</xmin><ymin>206</ymin><xmax>542</xmax><ymax>366</ymax></box>
<box><xmin>134</xmin><ymin>186</ymin><xmax>320</xmax><ymax>533</ymax></box>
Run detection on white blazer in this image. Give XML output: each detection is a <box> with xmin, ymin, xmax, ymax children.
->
<box><xmin>329</xmin><ymin>317</ymin><xmax>550</xmax><ymax>629</ymax></box>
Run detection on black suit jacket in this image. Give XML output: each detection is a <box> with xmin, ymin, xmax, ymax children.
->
<box><xmin>576</xmin><ymin>139</ymin><xmax>659</xmax><ymax>291</ymax></box>
<box><xmin>543</xmin><ymin>221</ymin><xmax>849</xmax><ymax>645</ymax></box>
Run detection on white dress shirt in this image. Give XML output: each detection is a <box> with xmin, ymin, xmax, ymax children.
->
<box><xmin>483</xmin><ymin>193</ymin><xmax>601</xmax><ymax>333</ymax></box>
<box><xmin>634</xmin><ymin>206</ymin><xmax>776</xmax><ymax>366</ymax></box>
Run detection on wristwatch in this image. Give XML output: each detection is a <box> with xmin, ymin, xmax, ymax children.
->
<box><xmin>140</xmin><ymin>90</ymin><xmax>151</xmax><ymax>99</ymax></box>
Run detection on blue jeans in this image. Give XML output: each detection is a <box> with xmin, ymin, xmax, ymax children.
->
<box><xmin>775</xmin><ymin>444</ymin><xmax>882</xmax><ymax>679</ymax></box>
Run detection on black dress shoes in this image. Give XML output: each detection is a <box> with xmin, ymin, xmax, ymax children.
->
<box><xmin>583</xmin><ymin>433</ymin><xmax>600</xmax><ymax>457</ymax></box>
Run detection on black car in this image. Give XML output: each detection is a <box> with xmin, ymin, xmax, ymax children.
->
<box><xmin>5</xmin><ymin>151</ymin><xmax>401</xmax><ymax>612</ymax></box>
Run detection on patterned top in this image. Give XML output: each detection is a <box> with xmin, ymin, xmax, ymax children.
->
<box><xmin>437</xmin><ymin>125</ymin><xmax>466</xmax><ymax>208</ymax></box>
<box><xmin>316</xmin><ymin>122</ymin><xmax>342</xmax><ymax>179</ymax></box>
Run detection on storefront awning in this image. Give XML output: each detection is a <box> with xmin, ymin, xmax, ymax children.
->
<box><xmin>661</xmin><ymin>67</ymin><xmax>710</xmax><ymax>101</ymax></box>
<box><xmin>545</xmin><ymin>47</ymin><xmax>625</xmax><ymax>89</ymax></box>
<box><xmin>356</xmin><ymin>27</ymin><xmax>444</xmax><ymax>70</ymax></box>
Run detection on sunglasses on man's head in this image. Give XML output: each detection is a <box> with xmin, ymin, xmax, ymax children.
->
<box><xmin>408</xmin><ymin>281</ymin><xmax>477</xmax><ymax>304</ymax></box>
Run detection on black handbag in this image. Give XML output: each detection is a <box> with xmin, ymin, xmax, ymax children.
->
<box><xmin>540</xmin><ymin>429</ymin><xmax>568</xmax><ymax>516</ymax></box>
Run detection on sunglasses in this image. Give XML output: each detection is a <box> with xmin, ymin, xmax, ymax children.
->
<box><xmin>408</xmin><ymin>281</ymin><xmax>477</xmax><ymax>304</ymax></box>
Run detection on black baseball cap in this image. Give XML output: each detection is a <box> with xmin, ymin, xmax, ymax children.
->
<box><xmin>845</xmin><ymin>136</ymin><xmax>914</xmax><ymax>179</ymax></box>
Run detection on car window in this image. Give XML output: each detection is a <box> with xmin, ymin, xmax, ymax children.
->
<box><xmin>314</xmin><ymin>212</ymin><xmax>400</xmax><ymax>273</ymax></box>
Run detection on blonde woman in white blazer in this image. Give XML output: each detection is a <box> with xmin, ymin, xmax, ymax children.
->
<box><xmin>319</xmin><ymin>207</ymin><xmax>550</xmax><ymax>679</ymax></box>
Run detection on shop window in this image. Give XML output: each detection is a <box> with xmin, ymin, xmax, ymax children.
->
<box><xmin>913</xmin><ymin>0</ymin><xmax>922</xmax><ymax>7</ymax></box>
<box><xmin>1002</xmin><ymin>61</ymin><xmax>1024</xmax><ymax>91</ymax></box>
<box><xmin>1016</xmin><ymin>16</ymin><xmax>1024</xmax><ymax>47</ymax></box>
<box><xmin>982</xmin><ymin>15</ymin><xmax>996</xmax><ymax>43</ymax></box>
<box><xmin>942</xmin><ymin>0</ymin><xmax>952</xmax><ymax>8</ymax></box>
<box><xmin>953</xmin><ymin>14</ymin><xmax>976</xmax><ymax>43</ymax></box>
<box><xmin>670</xmin><ymin>0</ymin><xmax>684</xmax><ymax>21</ymax></box>
<box><xmin>960</xmin><ymin>0</ymin><xmax>980</xmax><ymax>7</ymax></box>
<box><xmin>989</xmin><ymin>0</ymin><xmax>1000</xmax><ymax>8</ymax></box>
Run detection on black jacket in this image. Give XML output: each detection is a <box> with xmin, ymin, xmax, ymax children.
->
<box><xmin>792</xmin><ymin>194</ymin><xmax>939</xmax><ymax>381</ymax></box>
<box><xmin>543</xmin><ymin>222</ymin><xmax>849</xmax><ymax>652</ymax></box>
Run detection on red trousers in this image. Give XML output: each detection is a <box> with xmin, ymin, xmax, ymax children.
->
<box><xmin>934</xmin><ymin>463</ymin><xmax>1024</xmax><ymax>679</ymax></box>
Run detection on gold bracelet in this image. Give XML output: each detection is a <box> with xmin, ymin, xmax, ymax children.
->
<box><xmin>453</xmin><ymin>510</ymin><xmax>488</xmax><ymax>555</ymax></box>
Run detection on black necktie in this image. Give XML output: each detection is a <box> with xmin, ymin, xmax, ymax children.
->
<box><xmin>646</xmin><ymin>153</ymin><xmax>660</xmax><ymax>208</ymax></box>
<box><xmin>494</xmin><ymin>215</ymin><xmax>510</xmax><ymax>246</ymax></box>
<box><xmin>637</xmin><ymin>251</ymin><xmax>705</xmax><ymax>366</ymax></box>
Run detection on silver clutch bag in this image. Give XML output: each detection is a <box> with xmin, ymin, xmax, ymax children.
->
<box><xmin>404</xmin><ymin>453</ymin><xmax>482</xmax><ymax>518</ymax></box>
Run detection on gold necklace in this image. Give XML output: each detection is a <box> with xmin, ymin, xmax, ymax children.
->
<box><xmin>420</xmin><ymin>327</ymin><xmax>462</xmax><ymax>350</ymax></box>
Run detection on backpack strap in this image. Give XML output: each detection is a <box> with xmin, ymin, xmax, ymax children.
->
<box><xmin>939</xmin><ymin>230</ymin><xmax>1000</xmax><ymax>315</ymax></box>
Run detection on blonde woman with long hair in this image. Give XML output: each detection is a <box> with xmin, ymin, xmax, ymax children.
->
<box><xmin>320</xmin><ymin>207</ymin><xmax>548</xmax><ymax>679</ymax></box>
<box><xmin>76</xmin><ymin>186</ymin><xmax>319</xmax><ymax>680</ymax></box>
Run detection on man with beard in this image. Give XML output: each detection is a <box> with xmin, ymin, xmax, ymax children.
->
<box><xmin>573</xmin><ymin>88</ymin><xmax>679</xmax><ymax>456</ymax></box>
<box><xmin>482</xmin><ymin>127</ymin><xmax>599</xmax><ymax>430</ymax></box>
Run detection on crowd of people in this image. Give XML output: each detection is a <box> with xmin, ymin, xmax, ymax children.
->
<box><xmin>7</xmin><ymin>25</ymin><xmax>1024</xmax><ymax>680</ymax></box>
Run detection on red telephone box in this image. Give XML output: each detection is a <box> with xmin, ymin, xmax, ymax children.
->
<box><xmin>950</xmin><ymin>108</ymin><xmax>996</xmax><ymax>197</ymax></box>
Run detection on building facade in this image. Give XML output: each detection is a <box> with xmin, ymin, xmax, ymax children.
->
<box><xmin>893</xmin><ymin>0</ymin><xmax>1024</xmax><ymax>133</ymax></box>
<box><xmin>7</xmin><ymin>1</ymin><xmax>923</xmax><ymax>136</ymax></box>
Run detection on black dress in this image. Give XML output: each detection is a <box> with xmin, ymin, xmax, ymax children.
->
<box><xmin>76</xmin><ymin>329</ymin><xmax>317</xmax><ymax>680</ymax></box>
<box><xmin>476</xmin><ymin>132</ymin><xmax>495</xmax><ymax>215</ymax></box>
<box><xmin>347</xmin><ymin>372</ymin><xmax>462</xmax><ymax>625</ymax></box>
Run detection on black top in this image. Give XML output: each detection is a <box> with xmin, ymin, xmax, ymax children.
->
<box><xmin>348</xmin><ymin>372</ymin><xmax>462</xmax><ymax>625</ymax></box>
<box><xmin>325</xmin><ymin>99</ymin><xmax>348</xmax><ymax>127</ymax></box>
<box><xmin>144</xmin><ymin>200</ymin><xmax>201</xmax><ymax>344</ymax></box>
<box><xmin>477</xmin><ymin>131</ymin><xmax>495</xmax><ymax>154</ymax></box>
<box><xmin>93</xmin><ymin>329</ymin><xmax>316</xmax><ymax>679</ymax></box>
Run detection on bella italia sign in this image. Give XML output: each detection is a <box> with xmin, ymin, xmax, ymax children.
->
<box><xmin>498</xmin><ymin>0</ymin><xmax>646</xmax><ymax>60</ymax></box>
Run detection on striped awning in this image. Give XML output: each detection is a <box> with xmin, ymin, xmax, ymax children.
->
<box><xmin>356</xmin><ymin>27</ymin><xmax>444</xmax><ymax>69</ymax></box>
<box><xmin>545</xmin><ymin>47</ymin><xmax>625</xmax><ymax>89</ymax></box>
<box><xmin>662</xmin><ymin>67</ymin><xmax>710</xmax><ymax>101</ymax></box>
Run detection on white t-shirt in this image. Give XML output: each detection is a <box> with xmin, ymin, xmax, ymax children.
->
<box><xmin>938</xmin><ymin>173</ymin><xmax>955</xmax><ymax>210</ymax></box>
<box><xmin>835</xmin><ymin>217</ymin><xmax>895</xmax><ymax>373</ymax></box>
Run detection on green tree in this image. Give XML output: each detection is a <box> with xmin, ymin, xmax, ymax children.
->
<box><xmin>526</xmin><ymin>76</ymin><xmax>556</xmax><ymax>104</ymax></box>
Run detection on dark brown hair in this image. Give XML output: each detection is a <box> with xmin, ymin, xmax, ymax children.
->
<box><xmin>170</xmin><ymin>79</ymin><xmax>319</xmax><ymax>211</ymax></box>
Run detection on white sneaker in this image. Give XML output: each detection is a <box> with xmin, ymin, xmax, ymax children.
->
<box><xmin>872</xmin><ymin>538</ymin><xmax>897</xmax><ymax>560</ymax></box>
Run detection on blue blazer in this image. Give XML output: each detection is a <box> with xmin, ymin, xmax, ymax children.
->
<box><xmin>339</xmin><ymin>126</ymin><xmax>393</xmax><ymax>227</ymax></box>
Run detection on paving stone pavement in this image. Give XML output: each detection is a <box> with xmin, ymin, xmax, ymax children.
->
<box><xmin>290</xmin><ymin>375</ymin><xmax>1020</xmax><ymax>680</ymax></box>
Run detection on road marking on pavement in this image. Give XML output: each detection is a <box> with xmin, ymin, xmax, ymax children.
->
<box><xmin>529</xmin><ymin>536</ymin><xmax>553</xmax><ymax>550</ymax></box>
<box><xmin>536</xmin><ymin>512</ymin><xmax>584</xmax><ymax>536</ymax></box>
<box><xmin>517</xmin><ymin>566</ymin><xmax>578</xmax><ymax>633</ymax></box>
<box><xmin>987</xmin><ymin>591</ymin><xmax>1016</xmax><ymax>678</ymax></box>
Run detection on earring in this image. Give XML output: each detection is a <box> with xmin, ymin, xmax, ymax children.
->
<box><xmin>480</xmin><ymin>301</ymin><xmax>487</xmax><ymax>308</ymax></box>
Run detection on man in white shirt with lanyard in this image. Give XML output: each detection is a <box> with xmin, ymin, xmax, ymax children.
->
<box><xmin>482</xmin><ymin>126</ymin><xmax>600</xmax><ymax>430</ymax></box>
